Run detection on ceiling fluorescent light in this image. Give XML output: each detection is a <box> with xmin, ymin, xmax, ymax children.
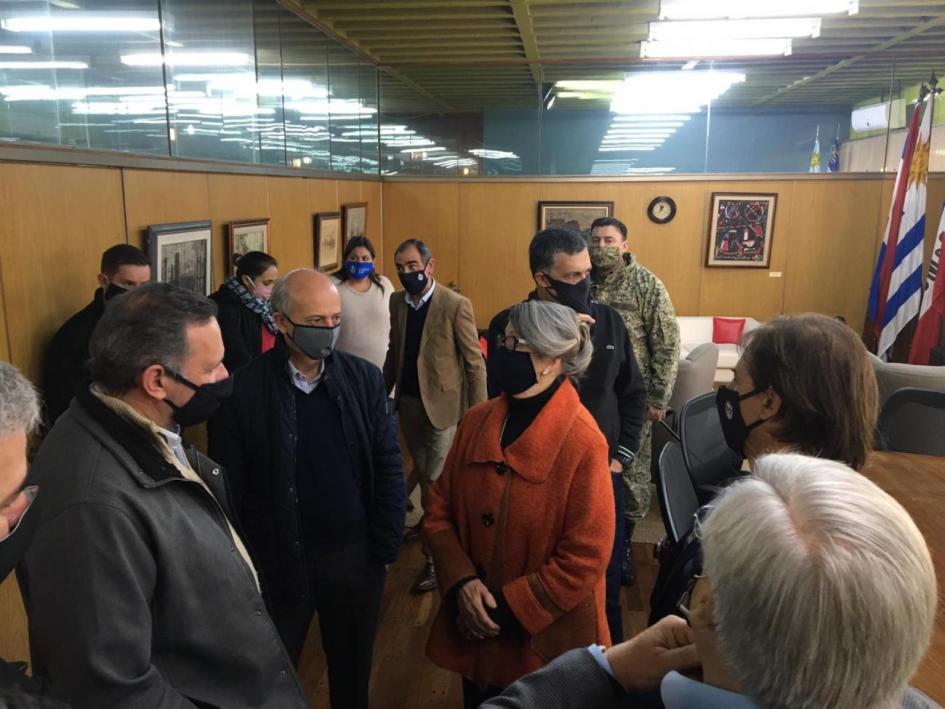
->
<box><xmin>612</xmin><ymin>113</ymin><xmax>692</xmax><ymax>122</ymax></box>
<box><xmin>2</xmin><ymin>15</ymin><xmax>160</xmax><ymax>32</ymax></box>
<box><xmin>0</xmin><ymin>45</ymin><xmax>32</xmax><ymax>54</ymax></box>
<box><xmin>401</xmin><ymin>146</ymin><xmax>445</xmax><ymax>153</ymax></box>
<box><xmin>681</xmin><ymin>60</ymin><xmax>698</xmax><ymax>70</ymax></box>
<box><xmin>121</xmin><ymin>52</ymin><xmax>251</xmax><ymax>67</ymax></box>
<box><xmin>649</xmin><ymin>18</ymin><xmax>820</xmax><ymax>41</ymax></box>
<box><xmin>641</xmin><ymin>38</ymin><xmax>791</xmax><ymax>58</ymax></box>
<box><xmin>0</xmin><ymin>60</ymin><xmax>87</xmax><ymax>69</ymax></box>
<box><xmin>659</xmin><ymin>0</ymin><xmax>857</xmax><ymax>19</ymax></box>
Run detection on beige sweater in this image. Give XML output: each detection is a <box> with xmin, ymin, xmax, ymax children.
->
<box><xmin>332</xmin><ymin>275</ymin><xmax>394</xmax><ymax>369</ymax></box>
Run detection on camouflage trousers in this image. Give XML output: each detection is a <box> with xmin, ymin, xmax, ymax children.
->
<box><xmin>621</xmin><ymin>419</ymin><xmax>653</xmax><ymax>523</ymax></box>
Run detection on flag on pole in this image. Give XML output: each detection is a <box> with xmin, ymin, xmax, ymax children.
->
<box><xmin>809</xmin><ymin>125</ymin><xmax>821</xmax><ymax>173</ymax></box>
<box><xmin>827</xmin><ymin>136</ymin><xmax>841</xmax><ymax>172</ymax></box>
<box><xmin>908</xmin><ymin>203</ymin><xmax>945</xmax><ymax>364</ymax></box>
<box><xmin>867</xmin><ymin>95</ymin><xmax>932</xmax><ymax>359</ymax></box>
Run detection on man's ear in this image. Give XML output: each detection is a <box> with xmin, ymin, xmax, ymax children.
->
<box><xmin>273</xmin><ymin>311</ymin><xmax>290</xmax><ymax>336</ymax></box>
<box><xmin>426</xmin><ymin>257</ymin><xmax>436</xmax><ymax>275</ymax></box>
<box><xmin>141</xmin><ymin>364</ymin><xmax>169</xmax><ymax>402</ymax></box>
<box><xmin>533</xmin><ymin>272</ymin><xmax>550</xmax><ymax>289</ymax></box>
<box><xmin>96</xmin><ymin>273</ymin><xmax>109</xmax><ymax>289</ymax></box>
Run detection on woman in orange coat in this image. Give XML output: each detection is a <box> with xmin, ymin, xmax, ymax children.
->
<box><xmin>423</xmin><ymin>300</ymin><xmax>615</xmax><ymax>707</ymax></box>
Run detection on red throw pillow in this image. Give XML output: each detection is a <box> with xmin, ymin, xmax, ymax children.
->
<box><xmin>713</xmin><ymin>317</ymin><xmax>746</xmax><ymax>345</ymax></box>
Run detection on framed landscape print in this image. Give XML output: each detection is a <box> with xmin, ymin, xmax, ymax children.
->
<box><xmin>342</xmin><ymin>202</ymin><xmax>368</xmax><ymax>244</ymax></box>
<box><xmin>706</xmin><ymin>193</ymin><xmax>777</xmax><ymax>268</ymax></box>
<box><xmin>227</xmin><ymin>218</ymin><xmax>270</xmax><ymax>273</ymax></box>
<box><xmin>314</xmin><ymin>212</ymin><xmax>341</xmax><ymax>272</ymax></box>
<box><xmin>537</xmin><ymin>201</ymin><xmax>614</xmax><ymax>236</ymax></box>
<box><xmin>147</xmin><ymin>221</ymin><xmax>213</xmax><ymax>296</ymax></box>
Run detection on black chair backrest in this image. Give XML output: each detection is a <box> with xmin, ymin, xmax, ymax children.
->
<box><xmin>877</xmin><ymin>387</ymin><xmax>945</xmax><ymax>457</ymax></box>
<box><xmin>657</xmin><ymin>441</ymin><xmax>699</xmax><ymax>544</ymax></box>
<box><xmin>678</xmin><ymin>391</ymin><xmax>743</xmax><ymax>489</ymax></box>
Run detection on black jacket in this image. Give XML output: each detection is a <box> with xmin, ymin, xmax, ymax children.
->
<box><xmin>209</xmin><ymin>286</ymin><xmax>266</xmax><ymax>373</ymax></box>
<box><xmin>487</xmin><ymin>296</ymin><xmax>647</xmax><ymax>461</ymax></box>
<box><xmin>41</xmin><ymin>290</ymin><xmax>104</xmax><ymax>424</ymax></box>
<box><xmin>18</xmin><ymin>389</ymin><xmax>306</xmax><ymax>709</ymax></box>
<box><xmin>208</xmin><ymin>341</ymin><xmax>406</xmax><ymax>602</ymax></box>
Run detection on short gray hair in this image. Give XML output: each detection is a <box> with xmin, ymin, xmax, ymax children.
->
<box><xmin>394</xmin><ymin>238</ymin><xmax>432</xmax><ymax>265</ymax></box>
<box><xmin>702</xmin><ymin>453</ymin><xmax>937</xmax><ymax>709</ymax></box>
<box><xmin>0</xmin><ymin>362</ymin><xmax>41</xmax><ymax>438</ymax></box>
<box><xmin>508</xmin><ymin>301</ymin><xmax>592</xmax><ymax>379</ymax></box>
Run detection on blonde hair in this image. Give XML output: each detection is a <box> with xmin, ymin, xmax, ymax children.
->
<box><xmin>702</xmin><ymin>453</ymin><xmax>936</xmax><ymax>709</ymax></box>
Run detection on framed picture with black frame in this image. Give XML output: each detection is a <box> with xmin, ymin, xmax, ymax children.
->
<box><xmin>537</xmin><ymin>201</ymin><xmax>614</xmax><ymax>236</ymax></box>
<box><xmin>227</xmin><ymin>218</ymin><xmax>270</xmax><ymax>274</ymax></box>
<box><xmin>147</xmin><ymin>220</ymin><xmax>213</xmax><ymax>296</ymax></box>
<box><xmin>314</xmin><ymin>212</ymin><xmax>341</xmax><ymax>272</ymax></box>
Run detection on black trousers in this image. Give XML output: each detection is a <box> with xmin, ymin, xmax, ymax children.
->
<box><xmin>605</xmin><ymin>472</ymin><xmax>626</xmax><ymax>643</ymax></box>
<box><xmin>462</xmin><ymin>679</ymin><xmax>503</xmax><ymax>708</ymax></box>
<box><xmin>271</xmin><ymin>541</ymin><xmax>386</xmax><ymax>709</ymax></box>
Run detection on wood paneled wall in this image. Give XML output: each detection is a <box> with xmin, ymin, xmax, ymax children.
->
<box><xmin>384</xmin><ymin>176</ymin><xmax>945</xmax><ymax>329</ymax></box>
<box><xmin>0</xmin><ymin>161</ymin><xmax>382</xmax><ymax>665</ymax></box>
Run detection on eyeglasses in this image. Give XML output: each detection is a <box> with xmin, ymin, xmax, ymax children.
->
<box><xmin>496</xmin><ymin>334</ymin><xmax>530</xmax><ymax>352</ymax></box>
<box><xmin>676</xmin><ymin>573</ymin><xmax>706</xmax><ymax>623</ymax></box>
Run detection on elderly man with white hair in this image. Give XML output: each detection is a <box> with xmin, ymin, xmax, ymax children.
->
<box><xmin>481</xmin><ymin>453</ymin><xmax>939</xmax><ymax>709</ymax></box>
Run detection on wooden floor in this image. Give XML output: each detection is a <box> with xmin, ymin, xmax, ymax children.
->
<box><xmin>297</xmin><ymin>541</ymin><xmax>658</xmax><ymax>709</ymax></box>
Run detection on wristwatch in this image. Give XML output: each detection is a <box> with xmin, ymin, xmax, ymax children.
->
<box><xmin>616</xmin><ymin>452</ymin><xmax>635</xmax><ymax>469</ymax></box>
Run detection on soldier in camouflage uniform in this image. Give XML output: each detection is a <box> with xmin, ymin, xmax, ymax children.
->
<box><xmin>590</xmin><ymin>216</ymin><xmax>680</xmax><ymax>586</ymax></box>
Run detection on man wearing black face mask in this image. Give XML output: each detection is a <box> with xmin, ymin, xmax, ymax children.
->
<box><xmin>210</xmin><ymin>269</ymin><xmax>406</xmax><ymax>709</ymax></box>
<box><xmin>42</xmin><ymin>243</ymin><xmax>151</xmax><ymax>425</ymax></box>
<box><xmin>0</xmin><ymin>363</ymin><xmax>63</xmax><ymax>706</ymax></box>
<box><xmin>486</xmin><ymin>228</ymin><xmax>646</xmax><ymax>644</ymax></box>
<box><xmin>20</xmin><ymin>283</ymin><xmax>307</xmax><ymax>708</ymax></box>
<box><xmin>384</xmin><ymin>238</ymin><xmax>487</xmax><ymax>594</ymax></box>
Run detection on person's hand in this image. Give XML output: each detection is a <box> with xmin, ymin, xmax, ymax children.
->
<box><xmin>457</xmin><ymin>579</ymin><xmax>501</xmax><ymax>639</ymax></box>
<box><xmin>603</xmin><ymin>615</ymin><xmax>700</xmax><ymax>692</ymax></box>
<box><xmin>646</xmin><ymin>404</ymin><xmax>667</xmax><ymax>423</ymax></box>
<box><xmin>0</xmin><ymin>488</ymin><xmax>33</xmax><ymax>539</ymax></box>
<box><xmin>610</xmin><ymin>458</ymin><xmax>624</xmax><ymax>474</ymax></box>
<box><xmin>576</xmin><ymin>313</ymin><xmax>596</xmax><ymax>327</ymax></box>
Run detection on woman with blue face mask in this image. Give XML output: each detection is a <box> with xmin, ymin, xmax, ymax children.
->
<box><xmin>330</xmin><ymin>236</ymin><xmax>394</xmax><ymax>369</ymax></box>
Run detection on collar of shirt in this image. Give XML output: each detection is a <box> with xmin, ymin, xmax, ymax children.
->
<box><xmin>288</xmin><ymin>359</ymin><xmax>323</xmax><ymax>394</ymax></box>
<box><xmin>661</xmin><ymin>671</ymin><xmax>757</xmax><ymax>709</ymax></box>
<box><xmin>407</xmin><ymin>278</ymin><xmax>436</xmax><ymax>310</ymax></box>
<box><xmin>156</xmin><ymin>424</ymin><xmax>188</xmax><ymax>468</ymax></box>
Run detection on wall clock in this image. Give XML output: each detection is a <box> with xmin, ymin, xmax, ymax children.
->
<box><xmin>647</xmin><ymin>196</ymin><xmax>676</xmax><ymax>224</ymax></box>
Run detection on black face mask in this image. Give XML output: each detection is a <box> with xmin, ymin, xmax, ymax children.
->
<box><xmin>542</xmin><ymin>275</ymin><xmax>592</xmax><ymax>316</ymax></box>
<box><xmin>285</xmin><ymin>318</ymin><xmax>340</xmax><ymax>360</ymax></box>
<box><xmin>715</xmin><ymin>385</ymin><xmax>768</xmax><ymax>457</ymax></box>
<box><xmin>490</xmin><ymin>347</ymin><xmax>538</xmax><ymax>396</ymax></box>
<box><xmin>0</xmin><ymin>486</ymin><xmax>38</xmax><ymax>583</ymax></box>
<box><xmin>398</xmin><ymin>270</ymin><xmax>429</xmax><ymax>297</ymax></box>
<box><xmin>164</xmin><ymin>369</ymin><xmax>233</xmax><ymax>428</ymax></box>
<box><xmin>104</xmin><ymin>283</ymin><xmax>128</xmax><ymax>301</ymax></box>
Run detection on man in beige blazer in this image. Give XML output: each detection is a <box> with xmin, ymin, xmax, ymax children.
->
<box><xmin>384</xmin><ymin>238</ymin><xmax>487</xmax><ymax>592</ymax></box>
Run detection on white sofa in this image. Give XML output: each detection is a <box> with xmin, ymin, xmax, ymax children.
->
<box><xmin>678</xmin><ymin>316</ymin><xmax>760</xmax><ymax>384</ymax></box>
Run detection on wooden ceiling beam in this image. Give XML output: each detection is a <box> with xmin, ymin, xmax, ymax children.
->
<box><xmin>753</xmin><ymin>13</ymin><xmax>945</xmax><ymax>105</ymax></box>
<box><xmin>509</xmin><ymin>0</ymin><xmax>543</xmax><ymax>87</ymax></box>
<box><xmin>279</xmin><ymin>0</ymin><xmax>456</xmax><ymax>111</ymax></box>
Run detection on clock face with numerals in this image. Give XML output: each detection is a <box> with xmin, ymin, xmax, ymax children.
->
<box><xmin>648</xmin><ymin>196</ymin><xmax>677</xmax><ymax>224</ymax></box>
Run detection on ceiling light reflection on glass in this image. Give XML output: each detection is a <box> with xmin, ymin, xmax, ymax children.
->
<box><xmin>121</xmin><ymin>52</ymin><xmax>252</xmax><ymax>67</ymax></box>
<box><xmin>649</xmin><ymin>17</ymin><xmax>820</xmax><ymax>41</ymax></box>
<box><xmin>659</xmin><ymin>0</ymin><xmax>857</xmax><ymax>19</ymax></box>
<box><xmin>0</xmin><ymin>45</ymin><xmax>32</xmax><ymax>54</ymax></box>
<box><xmin>610</xmin><ymin>71</ymin><xmax>745</xmax><ymax>114</ymax></box>
<box><xmin>0</xmin><ymin>60</ymin><xmax>87</xmax><ymax>69</ymax></box>
<box><xmin>2</xmin><ymin>14</ymin><xmax>160</xmax><ymax>32</ymax></box>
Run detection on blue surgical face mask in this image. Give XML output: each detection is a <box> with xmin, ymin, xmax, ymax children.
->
<box><xmin>346</xmin><ymin>260</ymin><xmax>375</xmax><ymax>280</ymax></box>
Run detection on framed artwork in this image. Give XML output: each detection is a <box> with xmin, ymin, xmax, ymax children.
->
<box><xmin>314</xmin><ymin>212</ymin><xmax>341</xmax><ymax>272</ymax></box>
<box><xmin>342</xmin><ymin>202</ymin><xmax>368</xmax><ymax>244</ymax></box>
<box><xmin>706</xmin><ymin>193</ymin><xmax>777</xmax><ymax>268</ymax></box>
<box><xmin>147</xmin><ymin>221</ymin><xmax>213</xmax><ymax>296</ymax></box>
<box><xmin>537</xmin><ymin>201</ymin><xmax>614</xmax><ymax>236</ymax></box>
<box><xmin>227</xmin><ymin>218</ymin><xmax>270</xmax><ymax>274</ymax></box>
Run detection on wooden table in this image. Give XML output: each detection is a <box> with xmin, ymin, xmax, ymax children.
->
<box><xmin>862</xmin><ymin>452</ymin><xmax>945</xmax><ymax>702</ymax></box>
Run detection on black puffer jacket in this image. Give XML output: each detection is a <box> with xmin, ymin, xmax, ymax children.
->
<box><xmin>18</xmin><ymin>389</ymin><xmax>306</xmax><ymax>708</ymax></box>
<box><xmin>208</xmin><ymin>340</ymin><xmax>406</xmax><ymax>602</ymax></box>
<box><xmin>209</xmin><ymin>286</ymin><xmax>266</xmax><ymax>373</ymax></box>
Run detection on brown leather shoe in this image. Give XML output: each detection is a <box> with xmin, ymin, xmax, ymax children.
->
<box><xmin>413</xmin><ymin>561</ymin><xmax>437</xmax><ymax>593</ymax></box>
